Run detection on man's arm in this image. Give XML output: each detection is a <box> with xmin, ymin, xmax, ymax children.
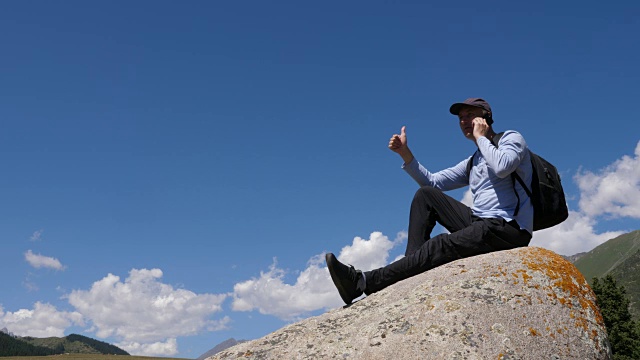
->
<box><xmin>477</xmin><ymin>131</ymin><xmax>527</xmax><ymax>178</ymax></box>
<box><xmin>404</xmin><ymin>156</ymin><xmax>471</xmax><ymax>190</ymax></box>
<box><xmin>388</xmin><ymin>126</ymin><xmax>469</xmax><ymax>189</ymax></box>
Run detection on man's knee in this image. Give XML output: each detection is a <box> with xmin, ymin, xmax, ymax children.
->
<box><xmin>413</xmin><ymin>186</ymin><xmax>442</xmax><ymax>202</ymax></box>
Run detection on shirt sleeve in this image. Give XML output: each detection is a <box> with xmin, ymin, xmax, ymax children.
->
<box><xmin>402</xmin><ymin>157</ymin><xmax>471</xmax><ymax>190</ymax></box>
<box><xmin>477</xmin><ymin>131</ymin><xmax>528</xmax><ymax>178</ymax></box>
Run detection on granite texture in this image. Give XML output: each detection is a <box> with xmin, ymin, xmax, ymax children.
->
<box><xmin>209</xmin><ymin>247</ymin><xmax>611</xmax><ymax>360</ymax></box>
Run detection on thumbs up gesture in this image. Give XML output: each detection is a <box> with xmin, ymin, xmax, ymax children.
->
<box><xmin>389</xmin><ymin>126</ymin><xmax>414</xmax><ymax>164</ymax></box>
<box><xmin>389</xmin><ymin>126</ymin><xmax>408</xmax><ymax>153</ymax></box>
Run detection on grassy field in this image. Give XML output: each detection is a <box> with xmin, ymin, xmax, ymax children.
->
<box><xmin>0</xmin><ymin>355</ymin><xmax>191</xmax><ymax>360</ymax></box>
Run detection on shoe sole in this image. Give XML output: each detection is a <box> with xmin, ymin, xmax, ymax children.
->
<box><xmin>325</xmin><ymin>253</ymin><xmax>353</xmax><ymax>305</ymax></box>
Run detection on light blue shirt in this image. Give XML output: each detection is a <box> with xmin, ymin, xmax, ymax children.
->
<box><xmin>402</xmin><ymin>130</ymin><xmax>534</xmax><ymax>234</ymax></box>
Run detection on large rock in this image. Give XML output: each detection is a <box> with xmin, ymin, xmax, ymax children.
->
<box><xmin>210</xmin><ymin>247</ymin><xmax>611</xmax><ymax>359</ymax></box>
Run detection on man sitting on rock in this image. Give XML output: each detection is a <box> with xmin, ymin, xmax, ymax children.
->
<box><xmin>326</xmin><ymin>98</ymin><xmax>534</xmax><ymax>305</ymax></box>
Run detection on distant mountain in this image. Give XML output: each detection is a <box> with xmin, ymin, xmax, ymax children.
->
<box><xmin>562</xmin><ymin>252</ymin><xmax>587</xmax><ymax>263</ymax></box>
<box><xmin>0</xmin><ymin>332</ymin><xmax>129</xmax><ymax>357</ymax></box>
<box><xmin>572</xmin><ymin>229</ymin><xmax>640</xmax><ymax>320</ymax></box>
<box><xmin>197</xmin><ymin>338</ymin><xmax>247</xmax><ymax>360</ymax></box>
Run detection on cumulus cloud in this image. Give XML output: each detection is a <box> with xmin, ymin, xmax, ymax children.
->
<box><xmin>0</xmin><ymin>302</ymin><xmax>83</xmax><ymax>337</ymax></box>
<box><xmin>576</xmin><ymin>141</ymin><xmax>640</xmax><ymax>219</ymax></box>
<box><xmin>66</xmin><ymin>268</ymin><xmax>228</xmax><ymax>356</ymax></box>
<box><xmin>232</xmin><ymin>231</ymin><xmax>406</xmax><ymax>320</ymax></box>
<box><xmin>451</xmin><ymin>190</ymin><xmax>618</xmax><ymax>255</ymax></box>
<box><xmin>530</xmin><ymin>210</ymin><xmax>625</xmax><ymax>255</ymax></box>
<box><xmin>30</xmin><ymin>230</ymin><xmax>44</xmax><ymax>241</ymax></box>
<box><xmin>24</xmin><ymin>250</ymin><xmax>65</xmax><ymax>270</ymax></box>
<box><xmin>530</xmin><ymin>140</ymin><xmax>640</xmax><ymax>255</ymax></box>
<box><xmin>461</xmin><ymin>189</ymin><xmax>473</xmax><ymax>207</ymax></box>
<box><xmin>116</xmin><ymin>338</ymin><xmax>179</xmax><ymax>357</ymax></box>
<box><xmin>337</xmin><ymin>231</ymin><xmax>406</xmax><ymax>271</ymax></box>
<box><xmin>232</xmin><ymin>256</ymin><xmax>340</xmax><ymax>320</ymax></box>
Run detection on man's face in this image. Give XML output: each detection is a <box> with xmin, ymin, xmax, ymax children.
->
<box><xmin>458</xmin><ymin>106</ymin><xmax>485</xmax><ymax>140</ymax></box>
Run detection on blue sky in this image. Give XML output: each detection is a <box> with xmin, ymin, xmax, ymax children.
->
<box><xmin>1</xmin><ymin>1</ymin><xmax>639</xmax><ymax>358</ymax></box>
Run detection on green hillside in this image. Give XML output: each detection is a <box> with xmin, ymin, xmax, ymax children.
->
<box><xmin>0</xmin><ymin>332</ymin><xmax>129</xmax><ymax>357</ymax></box>
<box><xmin>573</xmin><ymin>230</ymin><xmax>640</xmax><ymax>282</ymax></box>
<box><xmin>1</xmin><ymin>355</ymin><xmax>189</xmax><ymax>360</ymax></box>
<box><xmin>573</xmin><ymin>230</ymin><xmax>640</xmax><ymax>320</ymax></box>
<box><xmin>609</xmin><ymin>248</ymin><xmax>640</xmax><ymax>319</ymax></box>
<box><xmin>0</xmin><ymin>332</ymin><xmax>57</xmax><ymax>356</ymax></box>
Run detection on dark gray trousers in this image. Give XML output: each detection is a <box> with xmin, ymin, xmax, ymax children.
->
<box><xmin>364</xmin><ymin>186</ymin><xmax>532</xmax><ymax>294</ymax></box>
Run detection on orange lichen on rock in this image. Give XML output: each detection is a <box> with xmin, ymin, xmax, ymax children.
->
<box><xmin>558</xmin><ymin>297</ymin><xmax>567</xmax><ymax>305</ymax></box>
<box><xmin>513</xmin><ymin>269</ymin><xmax>533</xmax><ymax>286</ymax></box>
<box><xmin>490</xmin><ymin>265</ymin><xmax>508</xmax><ymax>278</ymax></box>
<box><xmin>519</xmin><ymin>247</ymin><xmax>605</xmax><ymax>334</ymax></box>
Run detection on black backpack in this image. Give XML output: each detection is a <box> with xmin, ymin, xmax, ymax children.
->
<box><xmin>466</xmin><ymin>132</ymin><xmax>569</xmax><ymax>231</ymax></box>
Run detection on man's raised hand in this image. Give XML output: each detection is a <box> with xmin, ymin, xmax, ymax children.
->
<box><xmin>389</xmin><ymin>126</ymin><xmax>414</xmax><ymax>164</ymax></box>
<box><xmin>389</xmin><ymin>126</ymin><xmax>407</xmax><ymax>153</ymax></box>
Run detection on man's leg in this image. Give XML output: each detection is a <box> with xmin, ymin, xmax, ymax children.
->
<box><xmin>325</xmin><ymin>186</ymin><xmax>531</xmax><ymax>304</ymax></box>
<box><xmin>364</xmin><ymin>218</ymin><xmax>531</xmax><ymax>294</ymax></box>
<box><xmin>326</xmin><ymin>186</ymin><xmax>473</xmax><ymax>305</ymax></box>
<box><xmin>406</xmin><ymin>186</ymin><xmax>473</xmax><ymax>256</ymax></box>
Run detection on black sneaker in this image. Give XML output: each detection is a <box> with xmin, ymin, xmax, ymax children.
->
<box><xmin>325</xmin><ymin>252</ymin><xmax>366</xmax><ymax>305</ymax></box>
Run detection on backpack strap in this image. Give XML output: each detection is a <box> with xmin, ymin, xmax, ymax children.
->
<box><xmin>490</xmin><ymin>132</ymin><xmax>505</xmax><ymax>147</ymax></box>
<box><xmin>489</xmin><ymin>133</ymin><xmax>523</xmax><ymax>216</ymax></box>
<box><xmin>466</xmin><ymin>150</ymin><xmax>478</xmax><ymax>179</ymax></box>
<box><xmin>513</xmin><ymin>172</ymin><xmax>532</xmax><ymax>198</ymax></box>
<box><xmin>494</xmin><ymin>133</ymin><xmax>537</xmax><ymax>216</ymax></box>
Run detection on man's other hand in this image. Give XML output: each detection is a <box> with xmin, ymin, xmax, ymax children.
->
<box><xmin>472</xmin><ymin>118</ymin><xmax>489</xmax><ymax>140</ymax></box>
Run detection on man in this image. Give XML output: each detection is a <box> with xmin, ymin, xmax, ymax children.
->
<box><xmin>326</xmin><ymin>98</ymin><xmax>534</xmax><ymax>305</ymax></box>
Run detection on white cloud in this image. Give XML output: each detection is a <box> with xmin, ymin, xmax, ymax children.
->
<box><xmin>24</xmin><ymin>250</ymin><xmax>65</xmax><ymax>270</ymax></box>
<box><xmin>66</xmin><ymin>268</ymin><xmax>228</xmax><ymax>356</ymax></box>
<box><xmin>337</xmin><ymin>231</ymin><xmax>406</xmax><ymax>271</ymax></box>
<box><xmin>576</xmin><ymin>140</ymin><xmax>640</xmax><ymax>219</ymax></box>
<box><xmin>232</xmin><ymin>255</ymin><xmax>341</xmax><ymax>320</ymax></box>
<box><xmin>529</xmin><ymin>140</ymin><xmax>640</xmax><ymax>255</ymax></box>
<box><xmin>0</xmin><ymin>302</ymin><xmax>83</xmax><ymax>338</ymax></box>
<box><xmin>530</xmin><ymin>210</ymin><xmax>625</xmax><ymax>255</ymax></box>
<box><xmin>232</xmin><ymin>231</ymin><xmax>406</xmax><ymax>320</ymax></box>
<box><xmin>461</xmin><ymin>189</ymin><xmax>473</xmax><ymax>207</ymax></box>
<box><xmin>30</xmin><ymin>230</ymin><xmax>44</xmax><ymax>241</ymax></box>
<box><xmin>22</xmin><ymin>281</ymin><xmax>39</xmax><ymax>292</ymax></box>
<box><xmin>116</xmin><ymin>338</ymin><xmax>179</xmax><ymax>357</ymax></box>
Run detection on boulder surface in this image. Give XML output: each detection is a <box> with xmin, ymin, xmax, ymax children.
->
<box><xmin>209</xmin><ymin>247</ymin><xmax>611</xmax><ymax>359</ymax></box>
